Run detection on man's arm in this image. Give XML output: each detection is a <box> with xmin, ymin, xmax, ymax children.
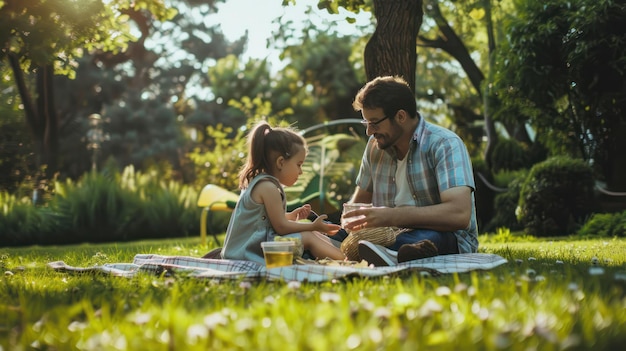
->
<box><xmin>344</xmin><ymin>186</ymin><xmax>472</xmax><ymax>232</ymax></box>
<box><xmin>349</xmin><ymin>186</ymin><xmax>373</xmax><ymax>204</ymax></box>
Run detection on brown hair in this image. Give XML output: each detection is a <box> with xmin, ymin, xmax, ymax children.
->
<box><xmin>238</xmin><ymin>121</ymin><xmax>306</xmax><ymax>189</ymax></box>
<box><xmin>352</xmin><ymin>76</ymin><xmax>418</xmax><ymax>119</ymax></box>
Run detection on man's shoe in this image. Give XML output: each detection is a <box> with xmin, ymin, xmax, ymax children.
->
<box><xmin>358</xmin><ymin>240</ymin><xmax>397</xmax><ymax>266</ymax></box>
<box><xmin>397</xmin><ymin>239</ymin><xmax>439</xmax><ymax>263</ymax></box>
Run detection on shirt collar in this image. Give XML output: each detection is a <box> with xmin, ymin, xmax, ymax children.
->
<box><xmin>412</xmin><ymin>114</ymin><xmax>425</xmax><ymax>145</ymax></box>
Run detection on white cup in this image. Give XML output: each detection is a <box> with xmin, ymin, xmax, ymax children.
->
<box><xmin>341</xmin><ymin>203</ymin><xmax>372</xmax><ymax>229</ymax></box>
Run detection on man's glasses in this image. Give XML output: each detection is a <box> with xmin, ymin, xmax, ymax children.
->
<box><xmin>360</xmin><ymin>115</ymin><xmax>390</xmax><ymax>130</ymax></box>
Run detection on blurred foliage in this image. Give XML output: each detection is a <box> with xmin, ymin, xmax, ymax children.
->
<box><xmin>483</xmin><ymin>171</ymin><xmax>527</xmax><ymax>233</ymax></box>
<box><xmin>493</xmin><ymin>0</ymin><xmax>626</xmax><ymax>189</ymax></box>
<box><xmin>577</xmin><ymin>211</ymin><xmax>626</xmax><ymax>238</ymax></box>
<box><xmin>489</xmin><ymin>138</ymin><xmax>527</xmax><ymax>172</ymax></box>
<box><xmin>518</xmin><ymin>156</ymin><xmax>595</xmax><ymax>237</ymax></box>
<box><xmin>0</xmin><ymin>165</ymin><xmax>200</xmax><ymax>246</ymax></box>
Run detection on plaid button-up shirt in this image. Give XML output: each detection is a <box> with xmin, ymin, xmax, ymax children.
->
<box><xmin>355</xmin><ymin>117</ymin><xmax>479</xmax><ymax>253</ymax></box>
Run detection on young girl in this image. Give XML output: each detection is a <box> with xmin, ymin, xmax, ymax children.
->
<box><xmin>221</xmin><ymin>121</ymin><xmax>345</xmax><ymax>264</ymax></box>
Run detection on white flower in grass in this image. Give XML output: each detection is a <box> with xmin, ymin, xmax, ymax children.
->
<box><xmin>567</xmin><ymin>282</ymin><xmax>579</xmax><ymax>291</ymax></box>
<box><xmin>239</xmin><ymin>281</ymin><xmax>252</xmax><ymax>290</ymax></box>
<box><xmin>204</xmin><ymin>312</ymin><xmax>228</xmax><ymax>330</ymax></box>
<box><xmin>435</xmin><ymin>286</ymin><xmax>452</xmax><ymax>297</ymax></box>
<box><xmin>367</xmin><ymin>327</ymin><xmax>383</xmax><ymax>343</ymax></box>
<box><xmin>454</xmin><ymin>283</ymin><xmax>468</xmax><ymax>293</ymax></box>
<box><xmin>129</xmin><ymin>312</ymin><xmax>152</xmax><ymax>325</ymax></box>
<box><xmin>555</xmin><ymin>260</ymin><xmax>564</xmax><ymax>265</ymax></box>
<box><xmin>320</xmin><ymin>291</ymin><xmax>341</xmax><ymax>303</ymax></box>
<box><xmin>264</xmin><ymin>295</ymin><xmax>276</xmax><ymax>304</ymax></box>
<box><xmin>346</xmin><ymin>334</ymin><xmax>362</xmax><ymax>349</ymax></box>
<box><xmin>32</xmin><ymin>319</ymin><xmax>44</xmax><ymax>332</ymax></box>
<box><xmin>418</xmin><ymin>298</ymin><xmax>443</xmax><ymax>318</ymax></box>
<box><xmin>393</xmin><ymin>292</ymin><xmax>415</xmax><ymax>307</ymax></box>
<box><xmin>588</xmin><ymin>267</ymin><xmax>605</xmax><ymax>276</ymax></box>
<box><xmin>374</xmin><ymin>306</ymin><xmax>391</xmax><ymax>320</ymax></box>
<box><xmin>235</xmin><ymin>317</ymin><xmax>255</xmax><ymax>332</ymax></box>
<box><xmin>186</xmin><ymin>324</ymin><xmax>208</xmax><ymax>344</ymax></box>
<box><xmin>287</xmin><ymin>280</ymin><xmax>301</xmax><ymax>290</ymax></box>
<box><xmin>359</xmin><ymin>298</ymin><xmax>375</xmax><ymax>311</ymax></box>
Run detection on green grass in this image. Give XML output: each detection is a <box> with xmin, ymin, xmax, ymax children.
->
<box><xmin>1</xmin><ymin>236</ymin><xmax>625</xmax><ymax>350</ymax></box>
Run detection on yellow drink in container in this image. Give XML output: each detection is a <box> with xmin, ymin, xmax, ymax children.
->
<box><xmin>261</xmin><ymin>241</ymin><xmax>295</xmax><ymax>268</ymax></box>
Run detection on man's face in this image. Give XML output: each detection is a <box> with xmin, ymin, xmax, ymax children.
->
<box><xmin>361</xmin><ymin>108</ymin><xmax>401</xmax><ymax>150</ymax></box>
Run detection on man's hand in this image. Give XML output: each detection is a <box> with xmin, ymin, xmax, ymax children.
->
<box><xmin>342</xmin><ymin>206</ymin><xmax>390</xmax><ymax>231</ymax></box>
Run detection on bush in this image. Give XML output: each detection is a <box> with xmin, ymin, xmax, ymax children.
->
<box><xmin>490</xmin><ymin>138</ymin><xmax>527</xmax><ymax>172</ymax></box>
<box><xmin>578</xmin><ymin>211</ymin><xmax>626</xmax><ymax>238</ymax></box>
<box><xmin>472</xmin><ymin>157</ymin><xmax>494</xmax><ymax>230</ymax></box>
<box><xmin>483</xmin><ymin>171</ymin><xmax>528</xmax><ymax>233</ymax></box>
<box><xmin>50</xmin><ymin>171</ymin><xmax>143</xmax><ymax>244</ymax></box>
<box><xmin>518</xmin><ymin>156</ymin><xmax>595</xmax><ymax>236</ymax></box>
<box><xmin>0</xmin><ymin>192</ymin><xmax>59</xmax><ymax>246</ymax></box>
<box><xmin>132</xmin><ymin>180</ymin><xmax>200</xmax><ymax>239</ymax></box>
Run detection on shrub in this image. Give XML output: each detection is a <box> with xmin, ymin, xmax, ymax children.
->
<box><xmin>132</xmin><ymin>180</ymin><xmax>200</xmax><ymax>239</ymax></box>
<box><xmin>472</xmin><ymin>157</ymin><xmax>494</xmax><ymax>230</ymax></box>
<box><xmin>484</xmin><ymin>171</ymin><xmax>528</xmax><ymax>233</ymax></box>
<box><xmin>0</xmin><ymin>192</ymin><xmax>59</xmax><ymax>246</ymax></box>
<box><xmin>490</xmin><ymin>138</ymin><xmax>527</xmax><ymax>172</ymax></box>
<box><xmin>45</xmin><ymin>166</ymin><xmax>202</xmax><ymax>244</ymax></box>
<box><xmin>50</xmin><ymin>172</ymin><xmax>142</xmax><ymax>244</ymax></box>
<box><xmin>518</xmin><ymin>156</ymin><xmax>595</xmax><ymax>236</ymax></box>
<box><xmin>578</xmin><ymin>211</ymin><xmax>626</xmax><ymax>238</ymax></box>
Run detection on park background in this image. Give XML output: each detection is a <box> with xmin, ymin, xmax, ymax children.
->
<box><xmin>1</xmin><ymin>1</ymin><xmax>626</xmax><ymax>350</ymax></box>
<box><xmin>2</xmin><ymin>0</ymin><xmax>625</xmax><ymax>245</ymax></box>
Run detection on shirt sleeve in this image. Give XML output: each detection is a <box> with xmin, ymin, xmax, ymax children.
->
<box><xmin>355</xmin><ymin>138</ymin><xmax>375</xmax><ymax>193</ymax></box>
<box><xmin>434</xmin><ymin>136</ymin><xmax>476</xmax><ymax>192</ymax></box>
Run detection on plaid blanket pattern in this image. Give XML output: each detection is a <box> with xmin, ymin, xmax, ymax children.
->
<box><xmin>48</xmin><ymin>253</ymin><xmax>508</xmax><ymax>283</ymax></box>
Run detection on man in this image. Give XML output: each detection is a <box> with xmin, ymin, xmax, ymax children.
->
<box><xmin>342</xmin><ymin>75</ymin><xmax>478</xmax><ymax>266</ymax></box>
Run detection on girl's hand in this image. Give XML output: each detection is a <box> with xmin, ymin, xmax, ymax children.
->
<box><xmin>312</xmin><ymin>214</ymin><xmax>341</xmax><ymax>235</ymax></box>
<box><xmin>289</xmin><ymin>204</ymin><xmax>312</xmax><ymax>221</ymax></box>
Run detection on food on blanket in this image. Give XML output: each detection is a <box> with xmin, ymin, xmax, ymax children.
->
<box><xmin>261</xmin><ymin>241</ymin><xmax>295</xmax><ymax>268</ymax></box>
<box><xmin>274</xmin><ymin>236</ymin><xmax>304</xmax><ymax>258</ymax></box>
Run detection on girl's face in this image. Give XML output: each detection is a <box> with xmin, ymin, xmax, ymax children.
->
<box><xmin>276</xmin><ymin>147</ymin><xmax>306</xmax><ymax>187</ymax></box>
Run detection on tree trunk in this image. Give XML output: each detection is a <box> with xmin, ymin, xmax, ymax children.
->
<box><xmin>37</xmin><ymin>64</ymin><xmax>59</xmax><ymax>179</ymax></box>
<box><xmin>8</xmin><ymin>55</ymin><xmax>59</xmax><ymax>203</ymax></box>
<box><xmin>364</xmin><ymin>0</ymin><xmax>423</xmax><ymax>92</ymax></box>
<box><xmin>481</xmin><ymin>0</ymin><xmax>498</xmax><ymax>168</ymax></box>
<box><xmin>605</xmin><ymin>120</ymin><xmax>626</xmax><ymax>192</ymax></box>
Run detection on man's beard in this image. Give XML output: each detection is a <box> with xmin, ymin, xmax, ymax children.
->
<box><xmin>374</xmin><ymin>134</ymin><xmax>392</xmax><ymax>150</ymax></box>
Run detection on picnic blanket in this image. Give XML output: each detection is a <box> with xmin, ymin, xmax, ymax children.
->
<box><xmin>48</xmin><ymin>253</ymin><xmax>508</xmax><ymax>283</ymax></box>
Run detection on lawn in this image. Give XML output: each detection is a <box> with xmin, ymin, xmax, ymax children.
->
<box><xmin>1</xmin><ymin>235</ymin><xmax>625</xmax><ymax>350</ymax></box>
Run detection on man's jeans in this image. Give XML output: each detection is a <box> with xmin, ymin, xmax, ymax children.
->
<box><xmin>390</xmin><ymin>229</ymin><xmax>458</xmax><ymax>254</ymax></box>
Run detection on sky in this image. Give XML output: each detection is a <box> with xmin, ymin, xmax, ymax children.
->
<box><xmin>213</xmin><ymin>0</ymin><xmax>372</xmax><ymax>66</ymax></box>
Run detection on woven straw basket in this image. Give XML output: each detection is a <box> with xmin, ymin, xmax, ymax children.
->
<box><xmin>340</xmin><ymin>226</ymin><xmax>410</xmax><ymax>261</ymax></box>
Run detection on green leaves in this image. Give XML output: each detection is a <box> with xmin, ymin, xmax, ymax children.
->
<box><xmin>0</xmin><ymin>0</ymin><xmax>175</xmax><ymax>75</ymax></box>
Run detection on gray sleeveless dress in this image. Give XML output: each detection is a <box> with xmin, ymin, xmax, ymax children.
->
<box><xmin>220</xmin><ymin>174</ymin><xmax>302</xmax><ymax>264</ymax></box>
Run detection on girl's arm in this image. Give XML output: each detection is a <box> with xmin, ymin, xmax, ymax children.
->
<box><xmin>252</xmin><ymin>181</ymin><xmax>339</xmax><ymax>235</ymax></box>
